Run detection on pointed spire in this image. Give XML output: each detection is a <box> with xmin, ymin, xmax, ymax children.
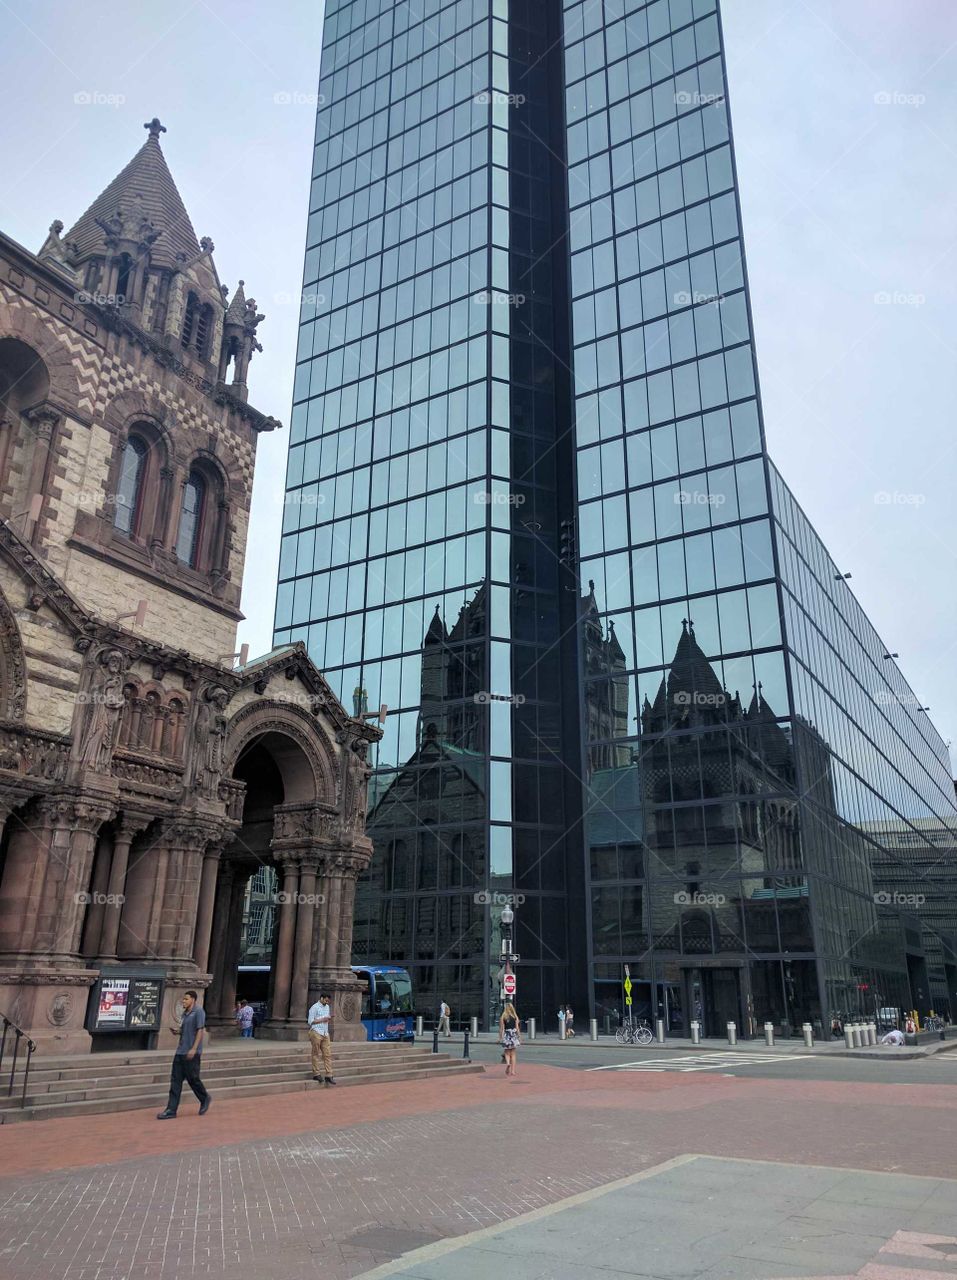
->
<box><xmin>424</xmin><ymin>603</ymin><xmax>446</xmax><ymax>644</ymax></box>
<box><xmin>64</xmin><ymin>121</ymin><xmax>200</xmax><ymax>270</ymax></box>
<box><xmin>225</xmin><ymin>279</ymin><xmax>247</xmax><ymax>325</ymax></box>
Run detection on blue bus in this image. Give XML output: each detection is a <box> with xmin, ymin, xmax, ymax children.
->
<box><xmin>352</xmin><ymin>965</ymin><xmax>415</xmax><ymax>1041</ymax></box>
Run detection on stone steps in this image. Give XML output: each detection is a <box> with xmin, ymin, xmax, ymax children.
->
<box><xmin>8</xmin><ymin>1048</ymin><xmax>421</xmax><ymax>1089</ymax></box>
<box><xmin>0</xmin><ymin>1044</ymin><xmax>483</xmax><ymax>1122</ymax></box>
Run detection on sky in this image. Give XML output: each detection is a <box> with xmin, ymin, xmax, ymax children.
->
<box><xmin>1</xmin><ymin>0</ymin><xmax>955</xmax><ymax>765</ymax></box>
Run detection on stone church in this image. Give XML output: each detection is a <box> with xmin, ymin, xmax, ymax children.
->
<box><xmin>0</xmin><ymin>119</ymin><xmax>378</xmax><ymax>1053</ymax></box>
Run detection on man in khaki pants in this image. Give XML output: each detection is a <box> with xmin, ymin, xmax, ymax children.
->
<box><xmin>307</xmin><ymin>992</ymin><xmax>336</xmax><ymax>1085</ymax></box>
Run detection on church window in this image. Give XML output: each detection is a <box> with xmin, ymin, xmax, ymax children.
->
<box><xmin>114</xmin><ymin>435</ymin><xmax>148</xmax><ymax>534</ymax></box>
<box><xmin>181</xmin><ymin>291</ymin><xmax>198</xmax><ymax>350</ymax></box>
<box><xmin>176</xmin><ymin>470</ymin><xmax>206</xmax><ymax>566</ymax></box>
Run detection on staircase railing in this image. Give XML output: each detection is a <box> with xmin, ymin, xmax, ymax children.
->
<box><xmin>0</xmin><ymin>1012</ymin><xmax>37</xmax><ymax>1108</ymax></box>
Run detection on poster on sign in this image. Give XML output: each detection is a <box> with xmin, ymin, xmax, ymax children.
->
<box><xmin>97</xmin><ymin>979</ymin><xmax>130</xmax><ymax>1027</ymax></box>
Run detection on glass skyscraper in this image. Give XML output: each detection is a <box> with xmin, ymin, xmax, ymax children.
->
<box><xmin>276</xmin><ymin>0</ymin><xmax>957</xmax><ymax>1035</ymax></box>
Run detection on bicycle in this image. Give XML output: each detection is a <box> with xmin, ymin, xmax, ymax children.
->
<box><xmin>615</xmin><ymin>1019</ymin><xmax>654</xmax><ymax>1046</ymax></box>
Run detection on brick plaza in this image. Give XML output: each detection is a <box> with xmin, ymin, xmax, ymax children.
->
<box><xmin>3</xmin><ymin>1060</ymin><xmax>957</xmax><ymax>1279</ymax></box>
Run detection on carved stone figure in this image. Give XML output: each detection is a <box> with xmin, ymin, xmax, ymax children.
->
<box><xmin>78</xmin><ymin>649</ymin><xmax>127</xmax><ymax>773</ymax></box>
<box><xmin>192</xmin><ymin>685</ymin><xmax>230</xmax><ymax>799</ymax></box>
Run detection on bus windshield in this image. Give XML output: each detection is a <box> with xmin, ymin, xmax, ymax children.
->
<box><xmin>373</xmin><ymin>971</ymin><xmax>413</xmax><ymax>1014</ymax></box>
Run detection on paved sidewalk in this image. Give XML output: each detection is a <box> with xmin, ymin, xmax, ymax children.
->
<box><xmin>359</xmin><ymin>1154</ymin><xmax>957</xmax><ymax>1280</ymax></box>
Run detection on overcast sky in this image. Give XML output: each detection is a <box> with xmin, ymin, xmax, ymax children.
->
<box><xmin>1</xmin><ymin>0</ymin><xmax>954</xmax><ymax>767</ymax></box>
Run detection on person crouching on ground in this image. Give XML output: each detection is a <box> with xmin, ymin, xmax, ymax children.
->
<box><xmin>499</xmin><ymin>1002</ymin><xmax>522</xmax><ymax>1076</ymax></box>
<box><xmin>307</xmin><ymin>991</ymin><xmax>336</xmax><ymax>1085</ymax></box>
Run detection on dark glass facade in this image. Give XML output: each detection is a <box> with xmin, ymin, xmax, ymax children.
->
<box><xmin>278</xmin><ymin>0</ymin><xmax>957</xmax><ymax>1033</ymax></box>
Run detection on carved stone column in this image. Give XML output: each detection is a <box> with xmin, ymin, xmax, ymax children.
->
<box><xmin>216</xmin><ymin>869</ymin><xmax>247</xmax><ymax>1019</ymax></box>
<box><xmin>269</xmin><ymin>857</ymin><xmax>300</xmax><ymax>1024</ymax></box>
<box><xmin>30</xmin><ymin>795</ymin><xmax>116</xmax><ymax>963</ymax></box>
<box><xmin>192</xmin><ymin>840</ymin><xmax>225</xmax><ymax>972</ymax></box>
<box><xmin>204</xmin><ymin>861</ymin><xmax>235</xmax><ymax>1015</ymax></box>
<box><xmin>309</xmin><ymin>847</ymin><xmax>372</xmax><ymax>1043</ymax></box>
<box><xmin>289</xmin><ymin>855</ymin><xmax>319</xmax><ymax>1025</ymax></box>
<box><xmin>118</xmin><ymin>826</ymin><xmax>158</xmax><ymax>959</ymax></box>
<box><xmin>80</xmin><ymin>828</ymin><xmax>114</xmax><ymax>959</ymax></box>
<box><xmin>99</xmin><ymin>813</ymin><xmax>150</xmax><ymax>961</ymax></box>
<box><xmin>22</xmin><ymin>403</ymin><xmax>60</xmax><ymax>547</ymax></box>
<box><xmin>150</xmin><ymin>819</ymin><xmax>220</xmax><ymax>963</ymax></box>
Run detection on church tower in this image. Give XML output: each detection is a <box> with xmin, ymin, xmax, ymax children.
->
<box><xmin>0</xmin><ymin>122</ymin><xmax>380</xmax><ymax>1055</ymax></box>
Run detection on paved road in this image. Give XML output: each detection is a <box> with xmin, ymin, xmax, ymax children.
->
<box><xmin>465</xmin><ymin>1036</ymin><xmax>957</xmax><ymax>1083</ymax></box>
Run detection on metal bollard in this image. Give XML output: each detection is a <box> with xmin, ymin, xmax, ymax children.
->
<box><xmin>866</xmin><ymin>1022</ymin><xmax>876</xmax><ymax>1046</ymax></box>
<box><xmin>432</xmin><ymin>1028</ymin><xmax>439</xmax><ymax>1054</ymax></box>
<box><xmin>691</xmin><ymin>1020</ymin><xmax>701</xmax><ymax>1045</ymax></box>
<box><xmin>604</xmin><ymin>1015</ymin><xmax>611</xmax><ymax>1035</ymax></box>
<box><xmin>470</xmin><ymin>1016</ymin><xmax>478</xmax><ymax>1038</ymax></box>
<box><xmin>529</xmin><ymin>1017</ymin><xmax>536</xmax><ymax>1040</ymax></box>
<box><xmin>850</xmin><ymin>1024</ymin><xmax>862</xmax><ymax>1048</ymax></box>
<box><xmin>416</xmin><ymin>1015</ymin><xmax>423</xmax><ymax>1038</ymax></box>
<box><xmin>802</xmin><ymin>1022</ymin><xmax>814</xmax><ymax>1048</ymax></box>
<box><xmin>843</xmin><ymin>1024</ymin><xmax>854</xmax><ymax>1049</ymax></box>
<box><xmin>463</xmin><ymin>1028</ymin><xmax>470</xmax><ymax>1059</ymax></box>
<box><xmin>727</xmin><ymin>1021</ymin><xmax>737</xmax><ymax>1046</ymax></box>
<box><xmin>656</xmin><ymin>1018</ymin><xmax>666</xmax><ymax>1044</ymax></box>
<box><xmin>764</xmin><ymin>1022</ymin><xmax>774</xmax><ymax>1047</ymax></box>
<box><xmin>560</xmin><ymin>1018</ymin><xmax>566</xmax><ymax>1040</ymax></box>
<box><xmin>590</xmin><ymin>1018</ymin><xmax>598</xmax><ymax>1041</ymax></box>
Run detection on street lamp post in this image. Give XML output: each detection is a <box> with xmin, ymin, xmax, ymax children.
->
<box><xmin>500</xmin><ymin>904</ymin><xmax>518</xmax><ymax>1021</ymax></box>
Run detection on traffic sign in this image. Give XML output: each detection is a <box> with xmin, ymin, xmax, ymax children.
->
<box><xmin>503</xmin><ymin>972</ymin><xmax>516</xmax><ymax>998</ymax></box>
<box><xmin>625</xmin><ymin>996</ymin><xmax>633</xmax><ymax>1006</ymax></box>
<box><xmin>500</xmin><ymin>952</ymin><xmax>521</xmax><ymax>963</ymax></box>
<box><xmin>623</xmin><ymin>976</ymin><xmax>633</xmax><ymax>996</ymax></box>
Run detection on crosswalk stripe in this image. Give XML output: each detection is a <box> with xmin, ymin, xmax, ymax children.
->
<box><xmin>590</xmin><ymin>1051</ymin><xmax>812</xmax><ymax>1073</ymax></box>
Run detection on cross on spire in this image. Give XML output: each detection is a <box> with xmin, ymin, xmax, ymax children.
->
<box><xmin>144</xmin><ymin>117</ymin><xmax>167</xmax><ymax>141</ymax></box>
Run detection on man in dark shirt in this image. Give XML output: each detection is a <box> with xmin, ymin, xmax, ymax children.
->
<box><xmin>157</xmin><ymin>990</ymin><xmax>210</xmax><ymax>1119</ymax></box>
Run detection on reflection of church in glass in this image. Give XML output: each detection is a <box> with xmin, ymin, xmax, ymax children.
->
<box><xmin>588</xmin><ymin>617</ymin><xmax>918</xmax><ymax>1038</ymax></box>
<box><xmin>356</xmin><ymin>580</ymin><xmax>651</xmax><ymax>1019</ymax></box>
<box><xmin>353</xmin><ymin>586</ymin><xmax>489</xmax><ymax>1002</ymax></box>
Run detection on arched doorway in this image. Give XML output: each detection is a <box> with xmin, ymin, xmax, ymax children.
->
<box><xmin>205</xmin><ymin>713</ymin><xmax>371</xmax><ymax>1042</ymax></box>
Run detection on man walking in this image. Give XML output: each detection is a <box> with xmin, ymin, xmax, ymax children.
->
<box><xmin>437</xmin><ymin>1000</ymin><xmax>451</xmax><ymax>1037</ymax></box>
<box><xmin>308</xmin><ymin>991</ymin><xmax>336</xmax><ymax>1085</ymax></box>
<box><xmin>157</xmin><ymin>990</ymin><xmax>210</xmax><ymax>1119</ymax></box>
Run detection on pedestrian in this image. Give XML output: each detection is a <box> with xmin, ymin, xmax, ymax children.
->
<box><xmin>565</xmin><ymin>1005</ymin><xmax>576</xmax><ymax>1037</ymax></box>
<box><xmin>437</xmin><ymin>999</ymin><xmax>451</xmax><ymax>1038</ymax></box>
<box><xmin>499</xmin><ymin>1001</ymin><xmax>522</xmax><ymax>1076</ymax></box>
<box><xmin>307</xmin><ymin>991</ymin><xmax>336</xmax><ymax>1085</ymax></box>
<box><xmin>156</xmin><ymin>990</ymin><xmax>210</xmax><ymax>1119</ymax></box>
<box><xmin>236</xmin><ymin>999</ymin><xmax>254</xmax><ymax>1038</ymax></box>
<box><xmin>557</xmin><ymin>1005</ymin><xmax>566</xmax><ymax>1038</ymax></box>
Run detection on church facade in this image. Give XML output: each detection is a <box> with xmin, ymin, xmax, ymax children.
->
<box><xmin>0</xmin><ymin>120</ymin><xmax>377</xmax><ymax>1053</ymax></box>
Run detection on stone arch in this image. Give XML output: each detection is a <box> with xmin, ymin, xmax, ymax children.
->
<box><xmin>224</xmin><ymin>700</ymin><xmax>339</xmax><ymax>807</ymax></box>
<box><xmin>0</xmin><ymin>307</ymin><xmax>80</xmax><ymax>406</ymax></box>
<box><xmin>0</xmin><ymin>588</ymin><xmax>27</xmax><ymax>721</ymax></box>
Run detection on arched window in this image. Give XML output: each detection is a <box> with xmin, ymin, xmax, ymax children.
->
<box><xmin>115</xmin><ymin>254</ymin><xmax>134</xmax><ymax>304</ymax></box>
<box><xmin>195</xmin><ymin>304</ymin><xmax>214</xmax><ymax>360</ymax></box>
<box><xmin>181</xmin><ymin>292</ymin><xmax>198</xmax><ymax>350</ymax></box>
<box><xmin>114</xmin><ymin>435</ymin><xmax>148</xmax><ymax>534</ymax></box>
<box><xmin>176</xmin><ymin>470</ymin><xmax>206</xmax><ymax>566</ymax></box>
